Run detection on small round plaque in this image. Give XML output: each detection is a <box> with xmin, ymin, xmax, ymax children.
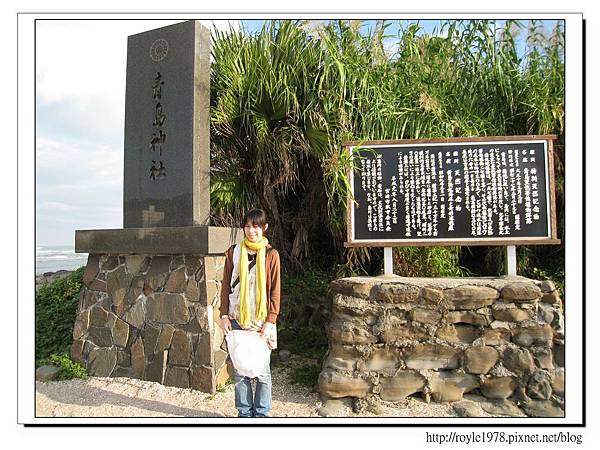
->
<box><xmin>149</xmin><ymin>38</ymin><xmax>169</xmax><ymax>62</ymax></box>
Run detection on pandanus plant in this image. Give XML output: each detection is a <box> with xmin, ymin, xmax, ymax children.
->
<box><xmin>208</xmin><ymin>19</ymin><xmax>564</xmax><ymax>292</ymax></box>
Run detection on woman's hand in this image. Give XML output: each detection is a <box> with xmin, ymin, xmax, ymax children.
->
<box><xmin>260</xmin><ymin>322</ymin><xmax>276</xmax><ymax>348</ymax></box>
<box><xmin>221</xmin><ymin>316</ymin><xmax>232</xmax><ymax>334</ymax></box>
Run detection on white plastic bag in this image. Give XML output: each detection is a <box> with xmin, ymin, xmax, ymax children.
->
<box><xmin>225</xmin><ymin>330</ymin><xmax>270</xmax><ymax>378</ymax></box>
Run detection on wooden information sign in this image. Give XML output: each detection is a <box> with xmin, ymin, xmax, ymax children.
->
<box><xmin>345</xmin><ymin>135</ymin><xmax>560</xmax><ymax>248</ymax></box>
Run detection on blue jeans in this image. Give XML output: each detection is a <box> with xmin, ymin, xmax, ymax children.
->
<box><xmin>230</xmin><ymin>319</ymin><xmax>272</xmax><ymax>417</ymax></box>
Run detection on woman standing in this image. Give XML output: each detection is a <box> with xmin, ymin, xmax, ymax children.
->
<box><xmin>219</xmin><ymin>208</ymin><xmax>281</xmax><ymax>417</ymax></box>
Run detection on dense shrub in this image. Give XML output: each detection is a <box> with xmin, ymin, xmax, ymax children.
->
<box><xmin>35</xmin><ymin>267</ymin><xmax>85</xmax><ymax>366</ymax></box>
<box><xmin>41</xmin><ymin>353</ymin><xmax>88</xmax><ymax>380</ymax></box>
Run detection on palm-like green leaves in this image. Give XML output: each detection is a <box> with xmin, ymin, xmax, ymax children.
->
<box><xmin>209</xmin><ymin>19</ymin><xmax>564</xmax><ymax>281</ymax></box>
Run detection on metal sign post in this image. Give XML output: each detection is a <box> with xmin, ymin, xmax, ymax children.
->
<box><xmin>384</xmin><ymin>247</ymin><xmax>394</xmax><ymax>275</ymax></box>
<box><xmin>505</xmin><ymin>245</ymin><xmax>517</xmax><ymax>276</ymax></box>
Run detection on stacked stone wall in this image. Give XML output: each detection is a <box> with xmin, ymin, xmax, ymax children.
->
<box><xmin>318</xmin><ymin>276</ymin><xmax>564</xmax><ymax>417</ymax></box>
<box><xmin>71</xmin><ymin>253</ymin><xmax>232</xmax><ymax>394</ymax></box>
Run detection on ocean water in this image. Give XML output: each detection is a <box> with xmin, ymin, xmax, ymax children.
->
<box><xmin>36</xmin><ymin>245</ymin><xmax>88</xmax><ymax>275</ymax></box>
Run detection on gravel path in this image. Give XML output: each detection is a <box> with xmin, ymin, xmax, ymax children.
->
<box><xmin>35</xmin><ymin>359</ymin><xmax>506</xmax><ymax>418</ymax></box>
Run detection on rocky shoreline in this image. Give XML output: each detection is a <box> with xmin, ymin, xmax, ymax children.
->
<box><xmin>36</xmin><ymin>269</ymin><xmax>73</xmax><ymax>292</ymax></box>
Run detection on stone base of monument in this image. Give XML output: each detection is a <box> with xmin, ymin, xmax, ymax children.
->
<box><xmin>318</xmin><ymin>276</ymin><xmax>565</xmax><ymax>417</ymax></box>
<box><xmin>72</xmin><ymin>226</ymin><xmax>242</xmax><ymax>394</ymax></box>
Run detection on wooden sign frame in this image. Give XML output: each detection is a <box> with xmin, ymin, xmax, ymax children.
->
<box><xmin>344</xmin><ymin>135</ymin><xmax>561</xmax><ymax>248</ymax></box>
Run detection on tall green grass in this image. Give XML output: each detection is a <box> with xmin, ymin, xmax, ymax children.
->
<box><xmin>209</xmin><ymin>20</ymin><xmax>564</xmax><ymax>286</ymax></box>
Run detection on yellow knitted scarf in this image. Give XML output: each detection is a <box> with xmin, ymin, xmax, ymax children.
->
<box><xmin>238</xmin><ymin>236</ymin><xmax>269</xmax><ymax>326</ymax></box>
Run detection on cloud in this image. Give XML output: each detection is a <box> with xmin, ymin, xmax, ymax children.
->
<box><xmin>36</xmin><ymin>19</ymin><xmax>240</xmax><ymax>144</ymax></box>
<box><xmin>36</xmin><ymin>19</ymin><xmax>241</xmax><ymax>245</ymax></box>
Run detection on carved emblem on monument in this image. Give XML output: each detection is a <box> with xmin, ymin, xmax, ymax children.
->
<box><xmin>149</xmin><ymin>38</ymin><xmax>169</xmax><ymax>62</ymax></box>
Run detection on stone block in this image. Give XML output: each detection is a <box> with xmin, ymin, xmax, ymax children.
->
<box><xmin>204</xmin><ymin>280</ymin><xmax>220</xmax><ymax>306</ymax></box>
<box><xmin>178</xmin><ymin>310</ymin><xmax>209</xmax><ymax>334</ymax></box>
<box><xmin>72</xmin><ymin>309</ymin><xmax>90</xmax><ymax>340</ymax></box>
<box><xmin>364</xmin><ymin>347</ymin><xmax>400</xmax><ymax>371</ymax></box>
<box><xmin>553</xmin><ymin>340</ymin><xmax>565</xmax><ymax>367</ymax></box>
<box><xmin>420</xmin><ymin>287</ymin><xmax>444</xmax><ymax>306</ymax></box>
<box><xmin>88</xmin><ymin>347</ymin><xmax>117</xmax><ymax>377</ymax></box>
<box><xmin>537</xmin><ymin>302</ymin><xmax>555</xmax><ymax>324</ymax></box>
<box><xmin>122</xmin><ymin>298</ymin><xmax>146</xmax><ymax>330</ymax></box>
<box><xmin>169</xmin><ymin>330</ymin><xmax>192</xmax><ymax>366</ymax></box>
<box><xmin>526</xmin><ymin>370</ymin><xmax>553</xmax><ymax>400</ymax></box>
<box><xmin>185</xmin><ymin>278</ymin><xmax>200</xmax><ymax>302</ymax></box>
<box><xmin>501</xmin><ymin>282</ymin><xmax>542</xmax><ymax>302</ymax></box>
<box><xmin>540</xmin><ymin>280</ymin><xmax>555</xmax><ymax>293</ymax></box>
<box><xmin>142</xmin><ymin>324</ymin><xmax>161</xmax><ymax>356</ymax></box>
<box><xmin>145</xmin><ymin>256</ymin><xmax>171</xmax><ymax>290</ymax></box>
<box><xmin>479</xmin><ymin>376</ymin><xmax>517</xmax><ymax>399</ymax></box>
<box><xmin>446</xmin><ymin>310</ymin><xmax>489</xmax><ymax>326</ymax></box>
<box><xmin>323</xmin><ymin>345</ymin><xmax>360</xmax><ymax>371</ymax></box>
<box><xmin>405</xmin><ymin>343</ymin><xmax>461</xmax><ymax>370</ymax></box>
<box><xmin>80</xmin><ymin>290</ymin><xmax>99</xmax><ymax>310</ymax></box>
<box><xmin>89</xmin><ymin>305</ymin><xmax>109</xmax><ymax>327</ymax></box>
<box><xmin>378</xmin><ymin>371</ymin><xmax>426</xmax><ymax>401</ymax></box>
<box><xmin>185</xmin><ymin>255</ymin><xmax>203</xmax><ymax>278</ymax></box>
<box><xmin>318</xmin><ymin>369</ymin><xmax>370</xmax><ymax>398</ymax></box>
<box><xmin>372</xmin><ymin>283</ymin><xmax>420</xmax><ymax>303</ymax></box>
<box><xmin>533</xmin><ymin>348</ymin><xmax>554</xmax><ymax>370</ymax></box>
<box><xmin>87</xmin><ymin>326</ymin><xmax>113</xmax><ymax>347</ymax></box>
<box><xmin>332</xmin><ymin>294</ymin><xmax>379</xmax><ymax>318</ymax></box>
<box><xmin>435</xmin><ymin>324</ymin><xmax>479</xmax><ymax>344</ymax></box>
<box><xmin>328</xmin><ymin>320</ymin><xmax>375</xmax><ymax>345</ymax></box>
<box><xmin>512</xmin><ymin>324</ymin><xmax>553</xmax><ymax>347</ymax></box>
<box><xmin>464</xmin><ymin>346</ymin><xmax>499</xmax><ymax>374</ymax></box>
<box><xmin>213</xmin><ymin>349</ymin><xmax>228</xmax><ymax>370</ymax></box>
<box><xmin>521</xmin><ymin>400</ymin><xmax>564</xmax><ymax>417</ymax></box>
<box><xmin>83</xmin><ymin>255</ymin><xmax>100</xmax><ymax>286</ymax></box>
<box><xmin>146</xmin><ymin>292</ymin><xmax>190</xmax><ymax>324</ymax></box>
<box><xmin>109</xmin><ymin>314</ymin><xmax>130</xmax><ymax>348</ymax></box>
<box><xmin>193</xmin><ymin>333</ymin><xmax>212</xmax><ymax>366</ymax></box>
<box><xmin>492</xmin><ymin>305</ymin><xmax>531</xmax><ymax>322</ymax></box>
<box><xmin>131</xmin><ymin>337</ymin><xmax>145</xmax><ymax>379</ymax></box>
<box><xmin>502</xmin><ymin>347</ymin><xmax>535</xmax><ymax>374</ymax></box>
<box><xmin>381</xmin><ymin>325</ymin><xmax>429</xmax><ymax>343</ymax></box>
<box><xmin>215</xmin><ymin>360</ymin><xmax>233</xmax><ymax>388</ymax></box>
<box><xmin>36</xmin><ymin>365</ymin><xmax>62</xmax><ymax>381</ymax></box>
<box><xmin>164</xmin><ymin>365</ymin><xmax>190</xmax><ymax>388</ymax></box>
<box><xmin>481</xmin><ymin>328</ymin><xmax>511</xmax><ymax>346</ymax></box>
<box><xmin>145</xmin><ymin>350</ymin><xmax>167</xmax><ymax>383</ymax></box>
<box><xmin>170</xmin><ymin>255</ymin><xmax>185</xmax><ymax>271</ymax></box>
<box><xmin>124</xmin><ymin>255</ymin><xmax>148</xmax><ymax>275</ymax></box>
<box><xmin>88</xmin><ymin>278</ymin><xmax>107</xmax><ymax>292</ymax></box>
<box><xmin>101</xmin><ymin>256</ymin><xmax>120</xmax><ymax>271</ymax></box>
<box><xmin>552</xmin><ymin>367</ymin><xmax>564</xmax><ymax>396</ymax></box>
<box><xmin>541</xmin><ymin>290</ymin><xmax>561</xmax><ymax>305</ymax></box>
<box><xmin>165</xmin><ymin>267</ymin><xmax>187</xmax><ymax>293</ymax></box>
<box><xmin>116</xmin><ymin>350</ymin><xmax>131</xmax><ymax>367</ymax></box>
<box><xmin>430</xmin><ymin>371</ymin><xmax>479</xmax><ymax>402</ymax></box>
<box><xmin>107</xmin><ymin>265</ymin><xmax>128</xmax><ymax>316</ymax></box>
<box><xmin>204</xmin><ymin>257</ymin><xmax>225</xmax><ymax>281</ymax></box>
<box><xmin>212</xmin><ymin>322</ymin><xmax>225</xmax><ymax>351</ymax></box>
<box><xmin>410</xmin><ymin>308</ymin><xmax>442</xmax><ymax>324</ymax></box>
<box><xmin>156</xmin><ymin>324</ymin><xmax>175</xmax><ymax>352</ymax></box>
<box><xmin>443</xmin><ymin>285</ymin><xmax>499</xmax><ymax>310</ymax></box>
<box><xmin>191</xmin><ymin>365</ymin><xmax>215</xmax><ymax>393</ymax></box>
<box><xmin>70</xmin><ymin>339</ymin><xmax>85</xmax><ymax>364</ymax></box>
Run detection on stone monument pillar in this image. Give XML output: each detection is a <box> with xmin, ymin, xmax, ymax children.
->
<box><xmin>72</xmin><ymin>21</ymin><xmax>241</xmax><ymax>393</ymax></box>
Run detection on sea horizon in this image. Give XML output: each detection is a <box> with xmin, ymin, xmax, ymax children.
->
<box><xmin>36</xmin><ymin>244</ymin><xmax>88</xmax><ymax>275</ymax></box>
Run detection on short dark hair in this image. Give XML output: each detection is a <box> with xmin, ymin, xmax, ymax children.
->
<box><xmin>242</xmin><ymin>208</ymin><xmax>268</xmax><ymax>229</ymax></box>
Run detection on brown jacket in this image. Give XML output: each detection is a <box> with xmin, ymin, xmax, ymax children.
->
<box><xmin>219</xmin><ymin>244</ymin><xmax>281</xmax><ymax>324</ymax></box>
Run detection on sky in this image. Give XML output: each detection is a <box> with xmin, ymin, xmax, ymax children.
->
<box><xmin>35</xmin><ymin>18</ymin><xmax>558</xmax><ymax>246</ymax></box>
